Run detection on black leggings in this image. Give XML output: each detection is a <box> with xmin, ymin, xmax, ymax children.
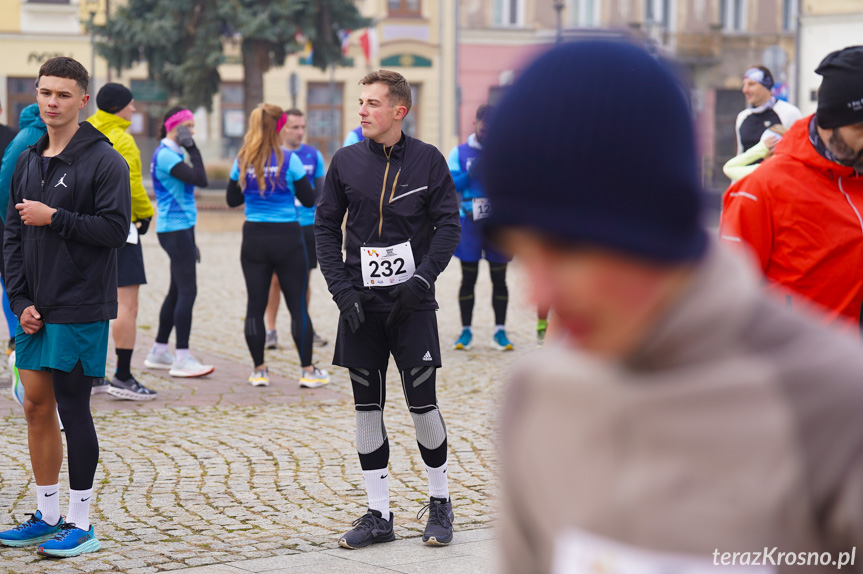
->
<box><xmin>156</xmin><ymin>228</ymin><xmax>197</xmax><ymax>349</ymax></box>
<box><xmin>458</xmin><ymin>260</ymin><xmax>508</xmax><ymax>326</ymax></box>
<box><xmin>54</xmin><ymin>361</ymin><xmax>99</xmax><ymax>491</ymax></box>
<box><xmin>241</xmin><ymin>222</ymin><xmax>313</xmax><ymax>367</ymax></box>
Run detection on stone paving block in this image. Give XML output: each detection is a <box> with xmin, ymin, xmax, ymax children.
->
<box><xmin>387</xmin><ymin>554</ymin><xmax>499</xmax><ymax>574</ymax></box>
<box><xmin>0</xmin><ymin>218</ymin><xmax>524</xmax><ymax>573</ymax></box>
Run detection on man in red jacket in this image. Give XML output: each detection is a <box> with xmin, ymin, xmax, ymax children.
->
<box><xmin>720</xmin><ymin>46</ymin><xmax>863</xmax><ymax>333</ymax></box>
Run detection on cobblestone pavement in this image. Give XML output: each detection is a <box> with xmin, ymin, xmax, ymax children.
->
<box><xmin>0</xmin><ymin>211</ymin><xmax>542</xmax><ymax>573</ymax></box>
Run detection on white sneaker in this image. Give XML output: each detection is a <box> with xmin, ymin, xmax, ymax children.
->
<box><xmin>169</xmin><ymin>355</ymin><xmax>215</xmax><ymax>378</ymax></box>
<box><xmin>144</xmin><ymin>350</ymin><xmax>174</xmax><ymax>370</ymax></box>
<box><xmin>299</xmin><ymin>367</ymin><xmax>329</xmax><ymax>388</ymax></box>
<box><xmin>248</xmin><ymin>368</ymin><xmax>269</xmax><ymax>387</ymax></box>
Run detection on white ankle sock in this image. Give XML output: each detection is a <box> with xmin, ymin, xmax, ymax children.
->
<box><xmin>495</xmin><ymin>325</ymin><xmax>505</xmax><ymax>333</ymax></box>
<box><xmin>36</xmin><ymin>483</ymin><xmax>61</xmax><ymax>526</ymax></box>
<box><xmin>152</xmin><ymin>343</ymin><xmax>169</xmax><ymax>355</ymax></box>
<box><xmin>175</xmin><ymin>349</ymin><xmax>190</xmax><ymax>363</ymax></box>
<box><xmin>362</xmin><ymin>468</ymin><xmax>390</xmax><ymax>519</ymax></box>
<box><xmin>66</xmin><ymin>488</ymin><xmax>93</xmax><ymax>531</ymax></box>
<box><xmin>426</xmin><ymin>461</ymin><xmax>449</xmax><ymax>500</ymax></box>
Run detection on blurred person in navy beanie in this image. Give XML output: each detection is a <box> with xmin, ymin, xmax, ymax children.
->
<box><xmin>483</xmin><ymin>39</ymin><xmax>707</xmax><ymax>264</ymax></box>
<box><xmin>487</xmin><ymin>40</ymin><xmax>863</xmax><ymax>574</ymax></box>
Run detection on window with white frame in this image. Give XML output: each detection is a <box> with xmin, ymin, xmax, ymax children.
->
<box><xmin>644</xmin><ymin>0</ymin><xmax>671</xmax><ymax>27</ymax></box>
<box><xmin>493</xmin><ymin>0</ymin><xmax>525</xmax><ymax>28</ymax></box>
<box><xmin>720</xmin><ymin>0</ymin><xmax>748</xmax><ymax>32</ymax></box>
<box><xmin>568</xmin><ymin>0</ymin><xmax>601</xmax><ymax>28</ymax></box>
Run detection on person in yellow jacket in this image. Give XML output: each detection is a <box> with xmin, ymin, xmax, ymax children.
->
<box><xmin>87</xmin><ymin>83</ymin><xmax>157</xmax><ymax>400</ymax></box>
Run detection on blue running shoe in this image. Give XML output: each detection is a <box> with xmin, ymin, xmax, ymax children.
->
<box><xmin>453</xmin><ymin>328</ymin><xmax>472</xmax><ymax>350</ymax></box>
<box><xmin>0</xmin><ymin>511</ymin><xmax>64</xmax><ymax>547</ymax></box>
<box><xmin>37</xmin><ymin>523</ymin><xmax>100</xmax><ymax>558</ymax></box>
<box><xmin>493</xmin><ymin>329</ymin><xmax>514</xmax><ymax>351</ymax></box>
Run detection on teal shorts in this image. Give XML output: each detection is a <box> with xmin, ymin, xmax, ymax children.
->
<box><xmin>15</xmin><ymin>321</ymin><xmax>109</xmax><ymax>378</ymax></box>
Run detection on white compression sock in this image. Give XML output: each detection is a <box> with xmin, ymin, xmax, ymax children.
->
<box><xmin>66</xmin><ymin>488</ymin><xmax>93</xmax><ymax>531</ymax></box>
<box><xmin>426</xmin><ymin>461</ymin><xmax>449</xmax><ymax>500</ymax></box>
<box><xmin>362</xmin><ymin>468</ymin><xmax>390</xmax><ymax>520</ymax></box>
<box><xmin>36</xmin><ymin>483</ymin><xmax>61</xmax><ymax>526</ymax></box>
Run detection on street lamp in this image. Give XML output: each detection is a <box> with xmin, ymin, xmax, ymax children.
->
<box><xmin>553</xmin><ymin>0</ymin><xmax>565</xmax><ymax>45</ymax></box>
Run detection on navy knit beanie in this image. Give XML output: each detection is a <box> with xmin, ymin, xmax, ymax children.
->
<box><xmin>483</xmin><ymin>40</ymin><xmax>707</xmax><ymax>263</ymax></box>
<box><xmin>96</xmin><ymin>83</ymin><xmax>133</xmax><ymax>114</ymax></box>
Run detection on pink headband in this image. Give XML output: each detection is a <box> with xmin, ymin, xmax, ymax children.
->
<box><xmin>164</xmin><ymin>109</ymin><xmax>194</xmax><ymax>134</ymax></box>
<box><xmin>276</xmin><ymin>112</ymin><xmax>288</xmax><ymax>133</ymax></box>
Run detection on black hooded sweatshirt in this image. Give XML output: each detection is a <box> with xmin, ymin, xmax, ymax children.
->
<box><xmin>4</xmin><ymin>121</ymin><xmax>131</xmax><ymax>323</ymax></box>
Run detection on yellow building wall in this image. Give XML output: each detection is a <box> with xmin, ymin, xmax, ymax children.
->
<box><xmin>803</xmin><ymin>0</ymin><xmax>863</xmax><ymax>16</ymax></box>
<box><xmin>0</xmin><ymin>0</ymin><xmax>21</xmax><ymax>33</ymax></box>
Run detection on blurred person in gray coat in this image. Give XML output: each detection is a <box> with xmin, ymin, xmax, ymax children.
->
<box><xmin>483</xmin><ymin>40</ymin><xmax>863</xmax><ymax>574</ymax></box>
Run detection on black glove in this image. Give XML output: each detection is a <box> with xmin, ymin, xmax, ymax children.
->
<box><xmin>467</xmin><ymin>157</ymin><xmax>482</xmax><ymax>179</ymax></box>
<box><xmin>136</xmin><ymin>217</ymin><xmax>151</xmax><ymax>236</ymax></box>
<box><xmin>339</xmin><ymin>290</ymin><xmax>376</xmax><ymax>334</ymax></box>
<box><xmin>176</xmin><ymin>125</ymin><xmax>196</xmax><ymax>149</ymax></box>
<box><xmin>386</xmin><ymin>277</ymin><xmax>427</xmax><ymax>329</ymax></box>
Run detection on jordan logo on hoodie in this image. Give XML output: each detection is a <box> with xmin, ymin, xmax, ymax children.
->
<box><xmin>55</xmin><ymin>174</ymin><xmax>68</xmax><ymax>188</ymax></box>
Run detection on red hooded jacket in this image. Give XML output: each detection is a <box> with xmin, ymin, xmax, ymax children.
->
<box><xmin>720</xmin><ymin>114</ymin><xmax>863</xmax><ymax>333</ymax></box>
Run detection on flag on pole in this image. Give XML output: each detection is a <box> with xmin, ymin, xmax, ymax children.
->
<box><xmin>338</xmin><ymin>29</ymin><xmax>351</xmax><ymax>56</ymax></box>
<box><xmin>359</xmin><ymin>27</ymin><xmax>378</xmax><ymax>64</ymax></box>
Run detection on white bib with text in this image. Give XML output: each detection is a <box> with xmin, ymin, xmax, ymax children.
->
<box><xmin>360</xmin><ymin>241</ymin><xmax>415</xmax><ymax>287</ymax></box>
<box><xmin>472</xmin><ymin>197</ymin><xmax>491</xmax><ymax>220</ymax></box>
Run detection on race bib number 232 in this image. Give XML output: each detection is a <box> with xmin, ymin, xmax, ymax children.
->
<box><xmin>361</xmin><ymin>241</ymin><xmax>416</xmax><ymax>287</ymax></box>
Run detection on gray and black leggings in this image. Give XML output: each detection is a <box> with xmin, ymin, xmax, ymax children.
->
<box><xmin>350</xmin><ymin>365</ymin><xmax>447</xmax><ymax>471</ymax></box>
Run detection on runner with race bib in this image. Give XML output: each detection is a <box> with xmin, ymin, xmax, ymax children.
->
<box><xmin>315</xmin><ymin>70</ymin><xmax>460</xmax><ymax>550</ymax></box>
<box><xmin>448</xmin><ymin>106</ymin><xmax>514</xmax><ymax>351</ymax></box>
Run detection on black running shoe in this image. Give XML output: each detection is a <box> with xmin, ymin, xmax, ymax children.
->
<box><xmin>107</xmin><ymin>375</ymin><xmax>157</xmax><ymax>401</ymax></box>
<box><xmin>418</xmin><ymin>497</ymin><xmax>454</xmax><ymax>546</ymax></box>
<box><xmin>338</xmin><ymin>509</ymin><xmax>395</xmax><ymax>549</ymax></box>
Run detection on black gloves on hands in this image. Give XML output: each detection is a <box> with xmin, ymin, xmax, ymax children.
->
<box><xmin>340</xmin><ymin>290</ymin><xmax>377</xmax><ymax>334</ymax></box>
<box><xmin>136</xmin><ymin>217</ymin><xmax>152</xmax><ymax>236</ymax></box>
<box><xmin>176</xmin><ymin>125</ymin><xmax>196</xmax><ymax>149</ymax></box>
<box><xmin>386</xmin><ymin>277</ymin><xmax>427</xmax><ymax>329</ymax></box>
<box><xmin>467</xmin><ymin>157</ymin><xmax>482</xmax><ymax>179</ymax></box>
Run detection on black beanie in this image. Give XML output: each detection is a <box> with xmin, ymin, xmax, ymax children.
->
<box><xmin>816</xmin><ymin>46</ymin><xmax>863</xmax><ymax>129</ymax></box>
<box><xmin>96</xmin><ymin>83</ymin><xmax>133</xmax><ymax>114</ymax></box>
<box><xmin>483</xmin><ymin>40</ymin><xmax>707</xmax><ymax>263</ymax></box>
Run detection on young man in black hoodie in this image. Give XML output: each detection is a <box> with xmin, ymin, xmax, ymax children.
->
<box><xmin>315</xmin><ymin>70</ymin><xmax>460</xmax><ymax>549</ymax></box>
<box><xmin>0</xmin><ymin>57</ymin><xmax>130</xmax><ymax>557</ymax></box>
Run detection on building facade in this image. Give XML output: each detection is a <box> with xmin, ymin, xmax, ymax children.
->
<box><xmin>456</xmin><ymin>0</ymin><xmax>802</xmax><ymax>190</ymax></box>
<box><xmin>0</xmin><ymin>0</ymin><xmax>459</xmax><ymax>164</ymax></box>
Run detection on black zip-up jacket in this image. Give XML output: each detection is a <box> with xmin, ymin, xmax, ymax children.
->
<box><xmin>3</xmin><ymin>122</ymin><xmax>131</xmax><ymax>323</ymax></box>
<box><xmin>315</xmin><ymin>132</ymin><xmax>460</xmax><ymax>312</ymax></box>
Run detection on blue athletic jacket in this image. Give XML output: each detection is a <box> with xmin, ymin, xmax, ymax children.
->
<box><xmin>447</xmin><ymin>134</ymin><xmax>483</xmax><ymax>216</ymax></box>
<box><xmin>0</xmin><ymin>104</ymin><xmax>47</xmax><ymax>223</ymax></box>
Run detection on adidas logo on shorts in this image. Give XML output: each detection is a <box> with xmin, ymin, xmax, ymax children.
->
<box><xmin>422</xmin><ymin>351</ymin><xmax>432</xmax><ymax>362</ymax></box>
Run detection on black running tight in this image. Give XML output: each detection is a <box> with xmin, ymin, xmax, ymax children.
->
<box><xmin>156</xmin><ymin>228</ymin><xmax>197</xmax><ymax>349</ymax></box>
<box><xmin>54</xmin><ymin>361</ymin><xmax>99</xmax><ymax>491</ymax></box>
<box><xmin>241</xmin><ymin>222</ymin><xmax>313</xmax><ymax>367</ymax></box>
<box><xmin>458</xmin><ymin>260</ymin><xmax>508</xmax><ymax>327</ymax></box>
